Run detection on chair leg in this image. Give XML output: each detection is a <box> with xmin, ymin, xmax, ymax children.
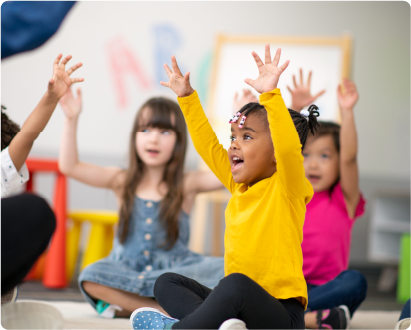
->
<box><xmin>81</xmin><ymin>223</ymin><xmax>106</xmax><ymax>271</ymax></box>
<box><xmin>66</xmin><ymin>219</ymin><xmax>81</xmax><ymax>282</ymax></box>
<box><xmin>43</xmin><ymin>174</ymin><xmax>67</xmax><ymax>288</ymax></box>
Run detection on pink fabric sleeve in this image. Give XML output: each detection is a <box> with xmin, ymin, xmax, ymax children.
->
<box><xmin>332</xmin><ymin>182</ymin><xmax>366</xmax><ymax>220</ymax></box>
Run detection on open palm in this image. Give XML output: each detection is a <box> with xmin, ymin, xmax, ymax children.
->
<box><xmin>160</xmin><ymin>55</ymin><xmax>194</xmax><ymax>98</ymax></box>
<box><xmin>48</xmin><ymin>54</ymin><xmax>84</xmax><ymax>100</ymax></box>
<box><xmin>245</xmin><ymin>45</ymin><xmax>290</xmax><ymax>94</ymax></box>
<box><xmin>287</xmin><ymin>69</ymin><xmax>326</xmax><ymax>112</ymax></box>
<box><xmin>60</xmin><ymin>87</ymin><xmax>82</xmax><ymax>119</ymax></box>
<box><xmin>337</xmin><ymin>78</ymin><xmax>358</xmax><ymax>110</ymax></box>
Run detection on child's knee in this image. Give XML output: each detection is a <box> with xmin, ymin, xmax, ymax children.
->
<box><xmin>82</xmin><ymin>281</ymin><xmax>103</xmax><ymax>297</ymax></box>
<box><xmin>154</xmin><ymin>272</ymin><xmax>176</xmax><ymax>300</ymax></box>
<box><xmin>216</xmin><ymin>273</ymin><xmax>253</xmax><ymax>299</ymax></box>
<box><xmin>341</xmin><ymin>270</ymin><xmax>368</xmax><ymax>299</ymax></box>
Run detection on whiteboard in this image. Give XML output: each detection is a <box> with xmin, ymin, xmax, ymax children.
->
<box><xmin>208</xmin><ymin>35</ymin><xmax>351</xmax><ymax>150</ymax></box>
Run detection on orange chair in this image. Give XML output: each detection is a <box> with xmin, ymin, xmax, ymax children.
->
<box><xmin>25</xmin><ymin>158</ymin><xmax>67</xmax><ymax>288</ymax></box>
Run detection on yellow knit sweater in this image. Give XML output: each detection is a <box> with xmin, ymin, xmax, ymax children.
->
<box><xmin>178</xmin><ymin>88</ymin><xmax>313</xmax><ymax>309</ymax></box>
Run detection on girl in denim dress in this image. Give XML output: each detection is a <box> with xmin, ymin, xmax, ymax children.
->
<box><xmin>58</xmin><ymin>88</ymin><xmax>225</xmax><ymax>317</ymax></box>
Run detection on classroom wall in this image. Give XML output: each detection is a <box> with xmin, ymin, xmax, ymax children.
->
<box><xmin>2</xmin><ymin>1</ymin><xmax>410</xmax><ymax>266</ymax></box>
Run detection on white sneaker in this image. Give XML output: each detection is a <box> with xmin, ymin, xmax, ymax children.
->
<box><xmin>1</xmin><ymin>300</ymin><xmax>64</xmax><ymax>329</ymax></box>
<box><xmin>218</xmin><ymin>318</ymin><xmax>248</xmax><ymax>330</ymax></box>
<box><xmin>395</xmin><ymin>318</ymin><xmax>411</xmax><ymax>330</ymax></box>
<box><xmin>1</xmin><ymin>286</ymin><xmax>18</xmax><ymax>304</ymax></box>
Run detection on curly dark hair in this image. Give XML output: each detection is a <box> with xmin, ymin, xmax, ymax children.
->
<box><xmin>2</xmin><ymin>106</ymin><xmax>20</xmax><ymax>151</ymax></box>
<box><xmin>234</xmin><ymin>102</ymin><xmax>320</xmax><ymax>150</ymax></box>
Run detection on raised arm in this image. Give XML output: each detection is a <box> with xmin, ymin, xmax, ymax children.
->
<box><xmin>245</xmin><ymin>46</ymin><xmax>309</xmax><ymax>197</ymax></box>
<box><xmin>338</xmin><ymin>79</ymin><xmax>360</xmax><ymax>218</ymax></box>
<box><xmin>160</xmin><ymin>56</ymin><xmax>237</xmax><ymax>193</ymax></box>
<box><xmin>8</xmin><ymin>54</ymin><xmax>83</xmax><ymax>171</ymax></box>
<box><xmin>58</xmin><ymin>87</ymin><xmax>124</xmax><ymax>191</ymax></box>
<box><xmin>287</xmin><ymin>69</ymin><xmax>325</xmax><ymax>112</ymax></box>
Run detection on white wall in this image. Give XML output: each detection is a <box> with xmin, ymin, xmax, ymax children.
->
<box><xmin>2</xmin><ymin>1</ymin><xmax>410</xmax><ymax>264</ymax></box>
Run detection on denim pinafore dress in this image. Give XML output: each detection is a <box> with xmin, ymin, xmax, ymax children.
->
<box><xmin>78</xmin><ymin>196</ymin><xmax>224</xmax><ymax>309</ymax></box>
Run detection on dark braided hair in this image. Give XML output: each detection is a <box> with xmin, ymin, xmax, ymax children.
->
<box><xmin>1</xmin><ymin>105</ymin><xmax>20</xmax><ymax>151</ymax></box>
<box><xmin>233</xmin><ymin>102</ymin><xmax>320</xmax><ymax>150</ymax></box>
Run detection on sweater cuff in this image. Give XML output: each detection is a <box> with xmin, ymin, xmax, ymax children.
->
<box><xmin>259</xmin><ymin>88</ymin><xmax>281</xmax><ymax>103</ymax></box>
<box><xmin>177</xmin><ymin>90</ymin><xmax>199</xmax><ymax>107</ymax></box>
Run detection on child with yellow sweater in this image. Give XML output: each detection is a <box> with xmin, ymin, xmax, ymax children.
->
<box><xmin>130</xmin><ymin>46</ymin><xmax>319</xmax><ymax>330</ymax></box>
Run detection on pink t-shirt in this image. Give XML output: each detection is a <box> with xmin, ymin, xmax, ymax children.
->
<box><xmin>302</xmin><ymin>182</ymin><xmax>366</xmax><ymax>285</ymax></box>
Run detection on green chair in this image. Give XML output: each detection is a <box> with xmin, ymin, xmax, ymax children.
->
<box><xmin>397</xmin><ymin>233</ymin><xmax>410</xmax><ymax>303</ymax></box>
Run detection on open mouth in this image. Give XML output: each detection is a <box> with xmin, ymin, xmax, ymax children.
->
<box><xmin>308</xmin><ymin>175</ymin><xmax>321</xmax><ymax>183</ymax></box>
<box><xmin>146</xmin><ymin>149</ymin><xmax>160</xmax><ymax>156</ymax></box>
<box><xmin>231</xmin><ymin>156</ymin><xmax>244</xmax><ymax>173</ymax></box>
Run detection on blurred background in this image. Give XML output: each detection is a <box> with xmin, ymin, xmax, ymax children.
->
<box><xmin>2</xmin><ymin>1</ymin><xmax>409</xmax><ymax>312</ymax></box>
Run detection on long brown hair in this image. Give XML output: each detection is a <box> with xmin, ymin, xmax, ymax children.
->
<box><xmin>118</xmin><ymin>97</ymin><xmax>187</xmax><ymax>248</ymax></box>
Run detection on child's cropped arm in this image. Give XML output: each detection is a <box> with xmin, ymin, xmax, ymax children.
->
<box><xmin>260</xmin><ymin>89</ymin><xmax>308</xmax><ymax>197</ymax></box>
<box><xmin>178</xmin><ymin>91</ymin><xmax>237</xmax><ymax>193</ymax></box>
<box><xmin>58</xmin><ymin>116</ymin><xmax>124</xmax><ymax>191</ymax></box>
<box><xmin>338</xmin><ymin>79</ymin><xmax>360</xmax><ymax>217</ymax></box>
<box><xmin>8</xmin><ymin>92</ymin><xmax>59</xmax><ymax>172</ymax></box>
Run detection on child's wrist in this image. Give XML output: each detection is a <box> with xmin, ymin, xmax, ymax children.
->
<box><xmin>179</xmin><ymin>88</ymin><xmax>195</xmax><ymax>98</ymax></box>
<box><xmin>45</xmin><ymin>90</ymin><xmax>60</xmax><ymax>103</ymax></box>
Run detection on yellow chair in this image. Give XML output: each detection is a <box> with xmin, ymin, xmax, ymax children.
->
<box><xmin>66</xmin><ymin>210</ymin><xmax>118</xmax><ymax>281</ymax></box>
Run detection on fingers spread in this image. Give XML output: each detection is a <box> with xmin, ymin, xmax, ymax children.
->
<box><xmin>164</xmin><ymin>63</ymin><xmax>173</xmax><ymax>78</ymax></box>
<box><xmin>71</xmin><ymin>77</ymin><xmax>84</xmax><ymax>84</ymax></box>
<box><xmin>60</xmin><ymin>55</ymin><xmax>72</xmax><ymax>69</ymax></box>
<box><xmin>272</xmin><ymin>48</ymin><xmax>281</xmax><ymax>67</ymax></box>
<box><xmin>299</xmin><ymin>68</ymin><xmax>303</xmax><ymax>85</ymax></box>
<box><xmin>160</xmin><ymin>81</ymin><xmax>170</xmax><ymax>87</ymax></box>
<box><xmin>265</xmin><ymin>44</ymin><xmax>272</xmax><ymax>64</ymax></box>
<box><xmin>251</xmin><ymin>51</ymin><xmax>264</xmax><ymax>68</ymax></box>
<box><xmin>67</xmin><ymin>63</ymin><xmax>82</xmax><ymax>76</ymax></box>
<box><xmin>307</xmin><ymin>71</ymin><xmax>312</xmax><ymax>87</ymax></box>
<box><xmin>244</xmin><ymin>78</ymin><xmax>255</xmax><ymax>88</ymax></box>
<box><xmin>54</xmin><ymin>54</ymin><xmax>63</xmax><ymax>69</ymax></box>
<box><xmin>293</xmin><ymin>75</ymin><xmax>297</xmax><ymax>88</ymax></box>
<box><xmin>277</xmin><ymin>60</ymin><xmax>289</xmax><ymax>74</ymax></box>
<box><xmin>171</xmin><ymin>55</ymin><xmax>182</xmax><ymax>75</ymax></box>
<box><xmin>314</xmin><ymin>90</ymin><xmax>326</xmax><ymax>99</ymax></box>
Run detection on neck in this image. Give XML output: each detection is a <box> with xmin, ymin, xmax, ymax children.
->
<box><xmin>140</xmin><ymin>164</ymin><xmax>166</xmax><ymax>187</ymax></box>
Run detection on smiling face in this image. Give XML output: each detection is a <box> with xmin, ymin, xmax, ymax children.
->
<box><xmin>303</xmin><ymin>134</ymin><xmax>340</xmax><ymax>192</ymax></box>
<box><xmin>135</xmin><ymin>107</ymin><xmax>177</xmax><ymax>168</ymax></box>
<box><xmin>227</xmin><ymin>113</ymin><xmax>277</xmax><ymax>186</ymax></box>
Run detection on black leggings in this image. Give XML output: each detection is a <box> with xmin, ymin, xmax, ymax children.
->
<box><xmin>1</xmin><ymin>193</ymin><xmax>56</xmax><ymax>293</ymax></box>
<box><xmin>154</xmin><ymin>272</ymin><xmax>305</xmax><ymax>329</ymax></box>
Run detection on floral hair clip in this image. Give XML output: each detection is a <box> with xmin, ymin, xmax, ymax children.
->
<box><xmin>229</xmin><ymin>112</ymin><xmax>241</xmax><ymax>124</ymax></box>
<box><xmin>238</xmin><ymin>116</ymin><xmax>246</xmax><ymax>129</ymax></box>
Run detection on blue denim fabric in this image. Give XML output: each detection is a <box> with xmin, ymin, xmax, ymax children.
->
<box><xmin>399</xmin><ymin>299</ymin><xmax>410</xmax><ymax>321</ymax></box>
<box><xmin>78</xmin><ymin>197</ymin><xmax>224</xmax><ymax>309</ymax></box>
<box><xmin>306</xmin><ymin>270</ymin><xmax>368</xmax><ymax>317</ymax></box>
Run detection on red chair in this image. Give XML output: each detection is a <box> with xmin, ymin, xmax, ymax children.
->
<box><xmin>25</xmin><ymin>158</ymin><xmax>67</xmax><ymax>288</ymax></box>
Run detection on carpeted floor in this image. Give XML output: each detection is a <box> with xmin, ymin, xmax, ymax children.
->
<box><xmin>49</xmin><ymin>301</ymin><xmax>400</xmax><ymax>329</ymax></box>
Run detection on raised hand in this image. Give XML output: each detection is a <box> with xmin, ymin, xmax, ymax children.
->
<box><xmin>233</xmin><ymin>89</ymin><xmax>258</xmax><ymax>113</ymax></box>
<box><xmin>337</xmin><ymin>78</ymin><xmax>358</xmax><ymax>111</ymax></box>
<box><xmin>244</xmin><ymin>45</ymin><xmax>289</xmax><ymax>94</ymax></box>
<box><xmin>48</xmin><ymin>54</ymin><xmax>84</xmax><ymax>100</ymax></box>
<box><xmin>160</xmin><ymin>55</ymin><xmax>194</xmax><ymax>97</ymax></box>
<box><xmin>287</xmin><ymin>69</ymin><xmax>325</xmax><ymax>112</ymax></box>
<box><xmin>60</xmin><ymin>87</ymin><xmax>82</xmax><ymax>119</ymax></box>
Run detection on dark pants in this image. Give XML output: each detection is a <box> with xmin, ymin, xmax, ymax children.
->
<box><xmin>306</xmin><ymin>270</ymin><xmax>368</xmax><ymax>317</ymax></box>
<box><xmin>399</xmin><ymin>299</ymin><xmax>410</xmax><ymax>321</ymax></box>
<box><xmin>1</xmin><ymin>193</ymin><xmax>56</xmax><ymax>293</ymax></box>
<box><xmin>154</xmin><ymin>272</ymin><xmax>305</xmax><ymax>329</ymax></box>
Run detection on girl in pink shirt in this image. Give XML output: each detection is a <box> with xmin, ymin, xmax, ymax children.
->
<box><xmin>288</xmin><ymin>72</ymin><xmax>367</xmax><ymax>329</ymax></box>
